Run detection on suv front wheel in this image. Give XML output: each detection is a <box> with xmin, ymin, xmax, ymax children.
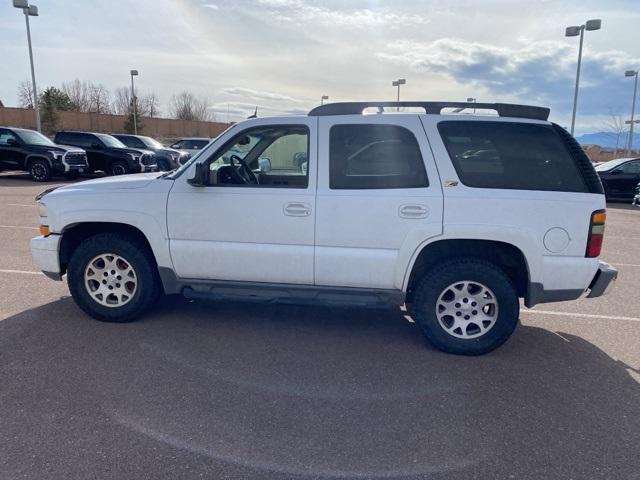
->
<box><xmin>28</xmin><ymin>158</ymin><xmax>52</xmax><ymax>182</ymax></box>
<box><xmin>67</xmin><ymin>233</ymin><xmax>160</xmax><ymax>322</ymax></box>
<box><xmin>410</xmin><ymin>258</ymin><xmax>519</xmax><ymax>355</ymax></box>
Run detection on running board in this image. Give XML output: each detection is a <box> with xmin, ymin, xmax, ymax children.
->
<box><xmin>181</xmin><ymin>281</ymin><xmax>403</xmax><ymax>308</ymax></box>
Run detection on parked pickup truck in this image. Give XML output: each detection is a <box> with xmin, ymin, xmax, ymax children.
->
<box><xmin>31</xmin><ymin>101</ymin><xmax>617</xmax><ymax>355</ymax></box>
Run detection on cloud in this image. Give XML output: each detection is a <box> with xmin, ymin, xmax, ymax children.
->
<box><xmin>377</xmin><ymin>38</ymin><xmax>639</xmax><ymax>118</ymax></box>
<box><xmin>220</xmin><ymin>87</ymin><xmax>301</xmax><ymax>103</ymax></box>
<box><xmin>202</xmin><ymin>3</ymin><xmax>219</xmax><ymax>9</ymax></box>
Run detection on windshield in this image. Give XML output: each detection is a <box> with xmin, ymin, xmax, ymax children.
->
<box><xmin>594</xmin><ymin>159</ymin><xmax>632</xmax><ymax>171</ymax></box>
<box><xmin>141</xmin><ymin>136</ymin><xmax>164</xmax><ymax>150</ymax></box>
<box><xmin>16</xmin><ymin>130</ymin><xmax>55</xmax><ymax>146</ymax></box>
<box><xmin>95</xmin><ymin>133</ymin><xmax>126</xmax><ymax>148</ymax></box>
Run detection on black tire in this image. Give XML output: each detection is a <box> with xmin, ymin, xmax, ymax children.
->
<box><xmin>410</xmin><ymin>258</ymin><xmax>519</xmax><ymax>355</ymax></box>
<box><xmin>157</xmin><ymin>159</ymin><xmax>170</xmax><ymax>171</ymax></box>
<box><xmin>67</xmin><ymin>233</ymin><xmax>160</xmax><ymax>322</ymax></box>
<box><xmin>28</xmin><ymin>158</ymin><xmax>52</xmax><ymax>182</ymax></box>
<box><xmin>110</xmin><ymin>161</ymin><xmax>129</xmax><ymax>176</ymax></box>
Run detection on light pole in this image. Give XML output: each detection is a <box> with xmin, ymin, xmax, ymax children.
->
<box><xmin>13</xmin><ymin>0</ymin><xmax>40</xmax><ymax>132</ymax></box>
<box><xmin>321</xmin><ymin>95</ymin><xmax>329</xmax><ymax>105</ymax></box>
<box><xmin>130</xmin><ymin>69</ymin><xmax>139</xmax><ymax>135</ymax></box>
<box><xmin>392</xmin><ymin>78</ymin><xmax>406</xmax><ymax>111</ymax></box>
<box><xmin>625</xmin><ymin>70</ymin><xmax>638</xmax><ymax>156</ymax></box>
<box><xmin>467</xmin><ymin>97</ymin><xmax>476</xmax><ymax>114</ymax></box>
<box><xmin>565</xmin><ymin>19</ymin><xmax>602</xmax><ymax>136</ymax></box>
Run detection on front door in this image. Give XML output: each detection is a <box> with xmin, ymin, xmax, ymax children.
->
<box><xmin>167</xmin><ymin>117</ymin><xmax>317</xmax><ymax>284</ymax></box>
<box><xmin>608</xmin><ymin>160</ymin><xmax>640</xmax><ymax>199</ymax></box>
<box><xmin>0</xmin><ymin>129</ymin><xmax>22</xmax><ymax>169</ymax></box>
<box><xmin>314</xmin><ymin>115</ymin><xmax>443</xmax><ymax>290</ymax></box>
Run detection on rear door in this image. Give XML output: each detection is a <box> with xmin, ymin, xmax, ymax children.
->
<box><xmin>315</xmin><ymin>115</ymin><xmax>443</xmax><ymax>290</ymax></box>
<box><xmin>0</xmin><ymin>129</ymin><xmax>22</xmax><ymax>168</ymax></box>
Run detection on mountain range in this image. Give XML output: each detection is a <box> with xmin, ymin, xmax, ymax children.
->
<box><xmin>576</xmin><ymin>131</ymin><xmax>640</xmax><ymax>149</ymax></box>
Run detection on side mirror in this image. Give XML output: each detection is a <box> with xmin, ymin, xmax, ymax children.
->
<box><xmin>258</xmin><ymin>157</ymin><xmax>272</xmax><ymax>173</ymax></box>
<box><xmin>187</xmin><ymin>162</ymin><xmax>207</xmax><ymax>186</ymax></box>
<box><xmin>6</xmin><ymin>138</ymin><xmax>18</xmax><ymax>146</ymax></box>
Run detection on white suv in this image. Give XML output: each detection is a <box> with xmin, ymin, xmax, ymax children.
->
<box><xmin>30</xmin><ymin>101</ymin><xmax>617</xmax><ymax>355</ymax></box>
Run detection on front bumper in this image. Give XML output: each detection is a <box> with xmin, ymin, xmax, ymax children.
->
<box><xmin>30</xmin><ymin>234</ymin><xmax>62</xmax><ymax>280</ymax></box>
<box><xmin>633</xmin><ymin>194</ymin><xmax>640</xmax><ymax>207</ymax></box>
<box><xmin>586</xmin><ymin>261</ymin><xmax>618</xmax><ymax>298</ymax></box>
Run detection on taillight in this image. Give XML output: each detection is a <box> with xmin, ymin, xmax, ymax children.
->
<box><xmin>586</xmin><ymin>210</ymin><xmax>606</xmax><ymax>257</ymax></box>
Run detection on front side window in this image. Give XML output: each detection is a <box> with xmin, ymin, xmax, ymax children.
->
<box><xmin>205</xmin><ymin>125</ymin><xmax>309</xmax><ymax>188</ymax></box>
<box><xmin>616</xmin><ymin>161</ymin><xmax>640</xmax><ymax>175</ymax></box>
<box><xmin>438</xmin><ymin>121</ymin><xmax>588</xmax><ymax>192</ymax></box>
<box><xmin>15</xmin><ymin>130</ymin><xmax>54</xmax><ymax>146</ymax></box>
<box><xmin>95</xmin><ymin>134</ymin><xmax>125</xmax><ymax>148</ymax></box>
<box><xmin>329</xmin><ymin>124</ymin><xmax>428</xmax><ymax>189</ymax></box>
<box><xmin>0</xmin><ymin>129</ymin><xmax>19</xmax><ymax>145</ymax></box>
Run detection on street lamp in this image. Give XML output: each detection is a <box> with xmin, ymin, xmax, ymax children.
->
<box><xmin>565</xmin><ymin>19</ymin><xmax>602</xmax><ymax>135</ymax></box>
<box><xmin>13</xmin><ymin>0</ymin><xmax>41</xmax><ymax>132</ymax></box>
<box><xmin>321</xmin><ymin>95</ymin><xmax>329</xmax><ymax>105</ymax></box>
<box><xmin>392</xmin><ymin>78</ymin><xmax>406</xmax><ymax>111</ymax></box>
<box><xmin>625</xmin><ymin>70</ymin><xmax>638</xmax><ymax>156</ymax></box>
<box><xmin>467</xmin><ymin>97</ymin><xmax>477</xmax><ymax>114</ymax></box>
<box><xmin>130</xmin><ymin>69</ymin><xmax>139</xmax><ymax>135</ymax></box>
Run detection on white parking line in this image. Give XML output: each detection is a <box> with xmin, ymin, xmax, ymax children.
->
<box><xmin>614</xmin><ymin>263</ymin><xmax>640</xmax><ymax>268</ymax></box>
<box><xmin>523</xmin><ymin>309</ymin><xmax>640</xmax><ymax>323</ymax></box>
<box><xmin>0</xmin><ymin>269</ymin><xmax>42</xmax><ymax>276</ymax></box>
<box><xmin>0</xmin><ymin>225</ymin><xmax>38</xmax><ymax>230</ymax></box>
<box><xmin>7</xmin><ymin>203</ymin><xmax>35</xmax><ymax>207</ymax></box>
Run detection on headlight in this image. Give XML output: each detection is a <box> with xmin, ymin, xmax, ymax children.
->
<box><xmin>129</xmin><ymin>153</ymin><xmax>141</xmax><ymax>162</ymax></box>
<box><xmin>37</xmin><ymin>202</ymin><xmax>48</xmax><ymax>217</ymax></box>
<box><xmin>51</xmin><ymin>152</ymin><xmax>63</xmax><ymax>160</ymax></box>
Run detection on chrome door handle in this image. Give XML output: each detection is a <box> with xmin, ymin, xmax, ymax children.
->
<box><xmin>399</xmin><ymin>204</ymin><xmax>429</xmax><ymax>219</ymax></box>
<box><xmin>283</xmin><ymin>202</ymin><xmax>312</xmax><ymax>217</ymax></box>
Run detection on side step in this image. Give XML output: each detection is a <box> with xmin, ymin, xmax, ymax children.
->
<box><xmin>181</xmin><ymin>281</ymin><xmax>403</xmax><ymax>309</ymax></box>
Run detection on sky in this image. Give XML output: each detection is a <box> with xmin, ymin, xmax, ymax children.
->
<box><xmin>1</xmin><ymin>0</ymin><xmax>639</xmax><ymax>133</ymax></box>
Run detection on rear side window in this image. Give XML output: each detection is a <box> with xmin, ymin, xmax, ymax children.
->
<box><xmin>438</xmin><ymin>121</ymin><xmax>588</xmax><ymax>192</ymax></box>
<box><xmin>329</xmin><ymin>124</ymin><xmax>428</xmax><ymax>189</ymax></box>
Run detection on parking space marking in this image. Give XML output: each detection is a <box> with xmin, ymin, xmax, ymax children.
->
<box><xmin>0</xmin><ymin>225</ymin><xmax>38</xmax><ymax>230</ymax></box>
<box><xmin>523</xmin><ymin>309</ymin><xmax>640</xmax><ymax>323</ymax></box>
<box><xmin>613</xmin><ymin>263</ymin><xmax>640</xmax><ymax>268</ymax></box>
<box><xmin>0</xmin><ymin>268</ymin><xmax>42</xmax><ymax>276</ymax></box>
<box><xmin>7</xmin><ymin>203</ymin><xmax>35</xmax><ymax>207</ymax></box>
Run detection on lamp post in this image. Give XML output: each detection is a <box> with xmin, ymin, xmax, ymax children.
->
<box><xmin>565</xmin><ymin>19</ymin><xmax>602</xmax><ymax>136</ymax></box>
<box><xmin>467</xmin><ymin>97</ymin><xmax>477</xmax><ymax>114</ymax></box>
<box><xmin>321</xmin><ymin>95</ymin><xmax>329</xmax><ymax>105</ymax></box>
<box><xmin>392</xmin><ymin>78</ymin><xmax>406</xmax><ymax>111</ymax></box>
<box><xmin>130</xmin><ymin>69</ymin><xmax>139</xmax><ymax>135</ymax></box>
<box><xmin>625</xmin><ymin>70</ymin><xmax>638</xmax><ymax>156</ymax></box>
<box><xmin>13</xmin><ymin>0</ymin><xmax>41</xmax><ymax>132</ymax></box>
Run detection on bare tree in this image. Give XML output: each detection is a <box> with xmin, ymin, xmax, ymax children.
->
<box><xmin>112</xmin><ymin>87</ymin><xmax>133</xmax><ymax>115</ymax></box>
<box><xmin>18</xmin><ymin>80</ymin><xmax>35</xmax><ymax>109</ymax></box>
<box><xmin>141</xmin><ymin>92</ymin><xmax>160</xmax><ymax>118</ymax></box>
<box><xmin>169</xmin><ymin>91</ymin><xmax>213</xmax><ymax>121</ymax></box>
<box><xmin>88</xmin><ymin>83</ymin><xmax>111</xmax><ymax>114</ymax></box>
<box><xmin>61</xmin><ymin>79</ymin><xmax>90</xmax><ymax>111</ymax></box>
<box><xmin>603</xmin><ymin>114</ymin><xmax>627</xmax><ymax>158</ymax></box>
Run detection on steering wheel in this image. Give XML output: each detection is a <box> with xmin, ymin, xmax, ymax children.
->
<box><xmin>229</xmin><ymin>154</ymin><xmax>259</xmax><ymax>185</ymax></box>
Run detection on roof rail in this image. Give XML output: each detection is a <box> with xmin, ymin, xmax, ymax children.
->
<box><xmin>308</xmin><ymin>101</ymin><xmax>550</xmax><ymax>121</ymax></box>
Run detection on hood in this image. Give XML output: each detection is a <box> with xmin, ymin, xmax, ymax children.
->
<box><xmin>156</xmin><ymin>148</ymin><xmax>183</xmax><ymax>156</ymax></box>
<box><xmin>31</xmin><ymin>144</ymin><xmax>84</xmax><ymax>154</ymax></box>
<box><xmin>44</xmin><ymin>172</ymin><xmax>162</xmax><ymax>197</ymax></box>
<box><xmin>106</xmin><ymin>146</ymin><xmax>155</xmax><ymax>156</ymax></box>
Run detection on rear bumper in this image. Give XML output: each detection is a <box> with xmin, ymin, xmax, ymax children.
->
<box><xmin>30</xmin><ymin>234</ymin><xmax>62</xmax><ymax>280</ymax></box>
<box><xmin>586</xmin><ymin>261</ymin><xmax>618</xmax><ymax>298</ymax></box>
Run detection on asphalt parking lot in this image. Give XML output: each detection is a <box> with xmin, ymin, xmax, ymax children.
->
<box><xmin>1</xmin><ymin>172</ymin><xmax>639</xmax><ymax>480</ymax></box>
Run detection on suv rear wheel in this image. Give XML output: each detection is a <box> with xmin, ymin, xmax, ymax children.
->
<box><xmin>410</xmin><ymin>258</ymin><xmax>519</xmax><ymax>355</ymax></box>
<box><xmin>67</xmin><ymin>233</ymin><xmax>160</xmax><ymax>322</ymax></box>
<box><xmin>28</xmin><ymin>158</ymin><xmax>52</xmax><ymax>182</ymax></box>
<box><xmin>110</xmin><ymin>161</ymin><xmax>129</xmax><ymax>176</ymax></box>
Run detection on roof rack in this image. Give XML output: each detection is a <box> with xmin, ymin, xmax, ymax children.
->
<box><xmin>308</xmin><ymin>101</ymin><xmax>550</xmax><ymax>121</ymax></box>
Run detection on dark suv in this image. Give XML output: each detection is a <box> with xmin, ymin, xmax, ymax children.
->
<box><xmin>0</xmin><ymin>127</ymin><xmax>88</xmax><ymax>181</ymax></box>
<box><xmin>53</xmin><ymin>131</ymin><xmax>157</xmax><ymax>176</ymax></box>
<box><xmin>111</xmin><ymin>134</ymin><xmax>188</xmax><ymax>171</ymax></box>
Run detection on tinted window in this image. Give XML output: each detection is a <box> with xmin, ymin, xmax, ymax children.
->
<box><xmin>616</xmin><ymin>161</ymin><xmax>640</xmax><ymax>174</ymax></box>
<box><xmin>0</xmin><ymin>129</ymin><xmax>19</xmax><ymax>145</ymax></box>
<box><xmin>115</xmin><ymin>136</ymin><xmax>145</xmax><ymax>149</ymax></box>
<box><xmin>438</xmin><ymin>121</ymin><xmax>587</xmax><ymax>192</ymax></box>
<box><xmin>56</xmin><ymin>132</ymin><xmax>92</xmax><ymax>148</ymax></box>
<box><xmin>183</xmin><ymin>139</ymin><xmax>209</xmax><ymax>150</ymax></box>
<box><xmin>329</xmin><ymin>124</ymin><xmax>428</xmax><ymax>189</ymax></box>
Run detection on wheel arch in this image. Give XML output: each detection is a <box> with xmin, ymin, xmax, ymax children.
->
<box><xmin>404</xmin><ymin>238</ymin><xmax>530</xmax><ymax>304</ymax></box>
<box><xmin>25</xmin><ymin>154</ymin><xmax>53</xmax><ymax>168</ymax></box>
<box><xmin>59</xmin><ymin>222</ymin><xmax>157</xmax><ymax>275</ymax></box>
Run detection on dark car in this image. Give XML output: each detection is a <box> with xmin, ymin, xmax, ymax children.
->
<box><xmin>0</xmin><ymin>127</ymin><xmax>88</xmax><ymax>181</ymax></box>
<box><xmin>111</xmin><ymin>134</ymin><xmax>189</xmax><ymax>171</ymax></box>
<box><xmin>595</xmin><ymin>158</ymin><xmax>640</xmax><ymax>201</ymax></box>
<box><xmin>633</xmin><ymin>181</ymin><xmax>640</xmax><ymax>207</ymax></box>
<box><xmin>53</xmin><ymin>131</ymin><xmax>157</xmax><ymax>176</ymax></box>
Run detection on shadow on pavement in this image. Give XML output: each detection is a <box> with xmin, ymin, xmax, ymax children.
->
<box><xmin>1</xmin><ymin>295</ymin><xmax>639</xmax><ymax>479</ymax></box>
